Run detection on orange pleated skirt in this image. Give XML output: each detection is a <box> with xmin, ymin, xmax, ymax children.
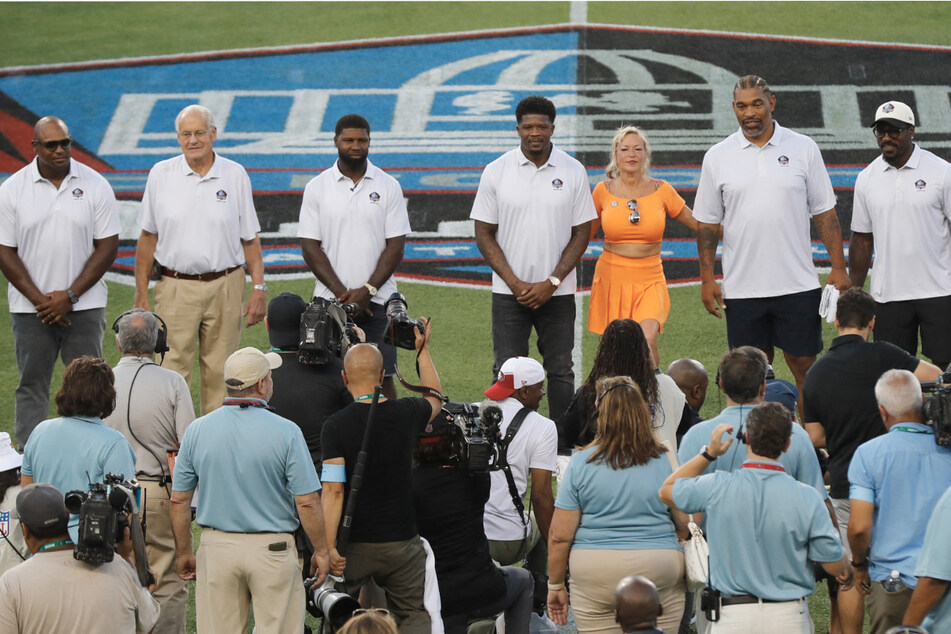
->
<box><xmin>587</xmin><ymin>250</ymin><xmax>670</xmax><ymax>335</ymax></box>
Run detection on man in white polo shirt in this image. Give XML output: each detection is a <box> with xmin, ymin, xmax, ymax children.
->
<box><xmin>134</xmin><ymin>104</ymin><xmax>267</xmax><ymax>415</ymax></box>
<box><xmin>470</xmin><ymin>95</ymin><xmax>597</xmax><ymax>420</ymax></box>
<box><xmin>298</xmin><ymin>113</ymin><xmax>410</xmax><ymax>399</ymax></box>
<box><xmin>850</xmin><ymin>100</ymin><xmax>951</xmax><ymax>370</ymax></box>
<box><xmin>694</xmin><ymin>75</ymin><xmax>851</xmax><ymax>401</ymax></box>
<box><xmin>0</xmin><ymin>116</ymin><xmax>119</xmax><ymax>449</ymax></box>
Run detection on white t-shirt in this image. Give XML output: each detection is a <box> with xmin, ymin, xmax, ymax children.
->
<box><xmin>693</xmin><ymin>123</ymin><xmax>837</xmax><ymax>299</ymax></box>
<box><xmin>484</xmin><ymin>398</ymin><xmax>558</xmax><ymax>541</ymax></box>
<box><xmin>0</xmin><ymin>159</ymin><xmax>119</xmax><ymax>313</ymax></box>
<box><xmin>852</xmin><ymin>145</ymin><xmax>951</xmax><ymax>302</ymax></box>
<box><xmin>470</xmin><ymin>146</ymin><xmax>597</xmax><ymax>296</ymax></box>
<box><xmin>297</xmin><ymin>159</ymin><xmax>411</xmax><ymax>304</ymax></box>
<box><xmin>138</xmin><ymin>153</ymin><xmax>260</xmax><ymax>274</ymax></box>
<box><xmin>655</xmin><ymin>374</ymin><xmax>686</xmax><ymax>450</ymax></box>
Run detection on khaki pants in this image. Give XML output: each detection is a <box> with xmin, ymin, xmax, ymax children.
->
<box><xmin>196</xmin><ymin>528</ymin><xmax>304</xmax><ymax>634</ymax></box>
<box><xmin>868</xmin><ymin>580</ymin><xmax>913</xmax><ymax>634</ymax></box>
<box><xmin>154</xmin><ymin>268</ymin><xmax>245</xmax><ymax>415</ymax></box>
<box><xmin>141</xmin><ymin>480</ymin><xmax>188</xmax><ymax>634</ymax></box>
<box><xmin>568</xmin><ymin>548</ymin><xmax>685</xmax><ymax>634</ymax></box>
<box><xmin>710</xmin><ymin>599</ymin><xmax>812</xmax><ymax>634</ymax></box>
<box><xmin>487</xmin><ymin>512</ymin><xmax>547</xmax><ymax>576</ymax></box>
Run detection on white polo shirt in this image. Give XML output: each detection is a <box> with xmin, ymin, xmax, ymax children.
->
<box><xmin>0</xmin><ymin>158</ymin><xmax>119</xmax><ymax>313</ymax></box>
<box><xmin>693</xmin><ymin>122</ymin><xmax>837</xmax><ymax>299</ymax></box>
<box><xmin>297</xmin><ymin>159</ymin><xmax>411</xmax><ymax>304</ymax></box>
<box><xmin>852</xmin><ymin>145</ymin><xmax>951</xmax><ymax>302</ymax></box>
<box><xmin>483</xmin><ymin>397</ymin><xmax>558</xmax><ymax>541</ymax></box>
<box><xmin>470</xmin><ymin>145</ymin><xmax>597</xmax><ymax>296</ymax></box>
<box><xmin>138</xmin><ymin>153</ymin><xmax>260</xmax><ymax>274</ymax></box>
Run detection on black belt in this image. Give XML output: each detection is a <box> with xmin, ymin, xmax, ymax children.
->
<box><xmin>137</xmin><ymin>475</ymin><xmax>172</xmax><ymax>485</ymax></box>
<box><xmin>721</xmin><ymin>594</ymin><xmax>801</xmax><ymax>607</ymax></box>
<box><xmin>162</xmin><ymin>264</ymin><xmax>242</xmax><ymax>281</ymax></box>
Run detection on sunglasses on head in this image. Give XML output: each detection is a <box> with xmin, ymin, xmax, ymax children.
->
<box><xmin>34</xmin><ymin>138</ymin><xmax>72</xmax><ymax>151</ymax></box>
<box><xmin>627</xmin><ymin>200</ymin><xmax>640</xmax><ymax>224</ymax></box>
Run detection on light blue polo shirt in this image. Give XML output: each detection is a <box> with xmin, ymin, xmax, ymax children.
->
<box><xmin>917</xmin><ymin>486</ymin><xmax>951</xmax><ymax>632</ymax></box>
<box><xmin>555</xmin><ymin>447</ymin><xmax>681</xmax><ymax>551</ymax></box>
<box><xmin>673</xmin><ymin>460</ymin><xmax>843</xmax><ymax>601</ymax></box>
<box><xmin>678</xmin><ymin>405</ymin><xmax>827</xmax><ymax>498</ymax></box>
<box><xmin>848</xmin><ymin>422</ymin><xmax>951</xmax><ymax>586</ymax></box>
<box><xmin>21</xmin><ymin>416</ymin><xmax>137</xmax><ymax>542</ymax></box>
<box><xmin>173</xmin><ymin>399</ymin><xmax>321</xmax><ymax>533</ymax></box>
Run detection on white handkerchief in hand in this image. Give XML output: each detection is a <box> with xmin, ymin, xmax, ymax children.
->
<box><xmin>819</xmin><ymin>284</ymin><xmax>840</xmax><ymax>323</ymax></box>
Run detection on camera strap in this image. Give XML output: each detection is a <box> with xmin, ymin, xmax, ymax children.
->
<box><xmin>496</xmin><ymin>407</ymin><xmax>532</xmax><ymax>522</ymax></box>
<box><xmin>393</xmin><ymin>355</ymin><xmax>449</xmax><ymax>404</ymax></box>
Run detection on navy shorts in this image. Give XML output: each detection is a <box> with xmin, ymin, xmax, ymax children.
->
<box><xmin>725</xmin><ymin>288</ymin><xmax>823</xmax><ymax>357</ymax></box>
<box><xmin>874</xmin><ymin>294</ymin><xmax>951</xmax><ymax>367</ymax></box>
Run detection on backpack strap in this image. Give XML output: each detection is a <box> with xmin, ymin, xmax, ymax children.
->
<box><xmin>496</xmin><ymin>407</ymin><xmax>532</xmax><ymax>520</ymax></box>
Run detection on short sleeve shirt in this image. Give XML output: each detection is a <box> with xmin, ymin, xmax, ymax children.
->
<box><xmin>917</xmin><ymin>486</ymin><xmax>951</xmax><ymax>632</ymax></box>
<box><xmin>672</xmin><ymin>462</ymin><xmax>842</xmax><ymax>600</ymax></box>
<box><xmin>173</xmin><ymin>400</ymin><xmax>320</xmax><ymax>533</ymax></box>
<box><xmin>848</xmin><ymin>423</ymin><xmax>951</xmax><ymax>585</ymax></box>
<box><xmin>851</xmin><ymin>145</ymin><xmax>951</xmax><ymax>302</ymax></box>
<box><xmin>591</xmin><ymin>179</ymin><xmax>684</xmax><ymax>244</ymax></box>
<box><xmin>0</xmin><ymin>158</ymin><xmax>119</xmax><ymax>312</ymax></box>
<box><xmin>484</xmin><ymin>398</ymin><xmax>558</xmax><ymax>540</ymax></box>
<box><xmin>693</xmin><ymin>123</ymin><xmax>836</xmax><ymax>299</ymax></box>
<box><xmin>470</xmin><ymin>146</ymin><xmax>597</xmax><ymax>295</ymax></box>
<box><xmin>556</xmin><ymin>446</ymin><xmax>680</xmax><ymax>551</ymax></box>
<box><xmin>138</xmin><ymin>154</ymin><xmax>260</xmax><ymax>274</ymax></box>
<box><xmin>297</xmin><ymin>159</ymin><xmax>411</xmax><ymax>303</ymax></box>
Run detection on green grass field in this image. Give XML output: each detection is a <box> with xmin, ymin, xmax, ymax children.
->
<box><xmin>1</xmin><ymin>2</ymin><xmax>945</xmax><ymax>632</ymax></box>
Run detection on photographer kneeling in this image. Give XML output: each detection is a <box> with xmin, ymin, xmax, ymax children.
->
<box><xmin>412</xmin><ymin>411</ymin><xmax>534</xmax><ymax>633</ymax></box>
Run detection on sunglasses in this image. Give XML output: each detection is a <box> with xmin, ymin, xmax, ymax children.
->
<box><xmin>873</xmin><ymin>125</ymin><xmax>908</xmax><ymax>139</ymax></box>
<box><xmin>352</xmin><ymin>609</ymin><xmax>392</xmax><ymax>617</ymax></box>
<box><xmin>627</xmin><ymin>200</ymin><xmax>640</xmax><ymax>224</ymax></box>
<box><xmin>34</xmin><ymin>138</ymin><xmax>72</xmax><ymax>151</ymax></box>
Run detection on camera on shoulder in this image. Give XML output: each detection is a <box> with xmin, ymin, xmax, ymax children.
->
<box><xmin>298</xmin><ymin>300</ymin><xmax>359</xmax><ymax>366</ymax></box>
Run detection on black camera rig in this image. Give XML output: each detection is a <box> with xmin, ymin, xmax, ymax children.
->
<box><xmin>298</xmin><ymin>300</ymin><xmax>359</xmax><ymax>365</ymax></box>
<box><xmin>922</xmin><ymin>371</ymin><xmax>951</xmax><ymax>446</ymax></box>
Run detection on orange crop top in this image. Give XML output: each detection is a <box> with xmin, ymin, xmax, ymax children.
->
<box><xmin>590</xmin><ymin>180</ymin><xmax>685</xmax><ymax>244</ymax></box>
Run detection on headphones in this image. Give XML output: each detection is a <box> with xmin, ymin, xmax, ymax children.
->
<box><xmin>112</xmin><ymin>309</ymin><xmax>170</xmax><ymax>361</ymax></box>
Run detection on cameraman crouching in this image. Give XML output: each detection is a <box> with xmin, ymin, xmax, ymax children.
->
<box><xmin>0</xmin><ymin>483</ymin><xmax>159</xmax><ymax>632</ymax></box>
<box><xmin>412</xmin><ymin>415</ymin><xmax>534</xmax><ymax>633</ymax></box>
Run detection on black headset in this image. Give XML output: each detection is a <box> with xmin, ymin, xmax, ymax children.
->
<box><xmin>112</xmin><ymin>309</ymin><xmax>170</xmax><ymax>362</ymax></box>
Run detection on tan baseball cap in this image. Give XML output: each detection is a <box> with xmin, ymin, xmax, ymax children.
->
<box><xmin>224</xmin><ymin>347</ymin><xmax>282</xmax><ymax>390</ymax></box>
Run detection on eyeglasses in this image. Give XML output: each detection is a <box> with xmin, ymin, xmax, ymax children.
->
<box><xmin>627</xmin><ymin>200</ymin><xmax>640</xmax><ymax>224</ymax></box>
<box><xmin>352</xmin><ymin>609</ymin><xmax>392</xmax><ymax>617</ymax></box>
<box><xmin>873</xmin><ymin>124</ymin><xmax>908</xmax><ymax>139</ymax></box>
<box><xmin>178</xmin><ymin>129</ymin><xmax>209</xmax><ymax>140</ymax></box>
<box><xmin>33</xmin><ymin>138</ymin><xmax>72</xmax><ymax>151</ymax></box>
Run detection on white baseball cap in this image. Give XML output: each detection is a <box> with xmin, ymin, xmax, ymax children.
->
<box><xmin>0</xmin><ymin>432</ymin><xmax>23</xmax><ymax>472</ymax></box>
<box><xmin>872</xmin><ymin>101</ymin><xmax>916</xmax><ymax>128</ymax></box>
<box><xmin>484</xmin><ymin>357</ymin><xmax>545</xmax><ymax>400</ymax></box>
<box><xmin>224</xmin><ymin>347</ymin><xmax>282</xmax><ymax>390</ymax></box>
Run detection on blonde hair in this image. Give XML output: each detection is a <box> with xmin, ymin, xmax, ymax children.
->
<box><xmin>337</xmin><ymin>612</ymin><xmax>399</xmax><ymax>634</ymax></box>
<box><xmin>585</xmin><ymin>376</ymin><xmax>662</xmax><ymax>469</ymax></box>
<box><xmin>605</xmin><ymin>126</ymin><xmax>652</xmax><ymax>179</ymax></box>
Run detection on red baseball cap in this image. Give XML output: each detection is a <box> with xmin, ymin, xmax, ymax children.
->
<box><xmin>484</xmin><ymin>357</ymin><xmax>545</xmax><ymax>400</ymax></box>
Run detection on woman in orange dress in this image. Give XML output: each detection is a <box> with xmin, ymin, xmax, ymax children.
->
<box><xmin>588</xmin><ymin>126</ymin><xmax>699</xmax><ymax>365</ymax></box>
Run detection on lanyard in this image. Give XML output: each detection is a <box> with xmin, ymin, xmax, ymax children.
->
<box><xmin>742</xmin><ymin>462</ymin><xmax>786</xmax><ymax>472</ymax></box>
<box><xmin>223</xmin><ymin>399</ymin><xmax>272</xmax><ymax>410</ymax></box>
<box><xmin>355</xmin><ymin>394</ymin><xmax>376</xmax><ymax>402</ymax></box>
<box><xmin>37</xmin><ymin>539</ymin><xmax>73</xmax><ymax>552</ymax></box>
<box><xmin>893</xmin><ymin>425</ymin><xmax>933</xmax><ymax>435</ymax></box>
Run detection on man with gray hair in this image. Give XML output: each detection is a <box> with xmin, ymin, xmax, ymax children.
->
<box><xmin>134</xmin><ymin>104</ymin><xmax>267</xmax><ymax>415</ymax></box>
<box><xmin>848</xmin><ymin>369</ymin><xmax>951</xmax><ymax>633</ymax></box>
<box><xmin>105</xmin><ymin>308</ymin><xmax>195</xmax><ymax>634</ymax></box>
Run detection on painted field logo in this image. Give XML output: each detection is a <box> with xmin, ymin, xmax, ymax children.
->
<box><xmin>1</xmin><ymin>25</ymin><xmax>949</xmax><ymax>286</ymax></box>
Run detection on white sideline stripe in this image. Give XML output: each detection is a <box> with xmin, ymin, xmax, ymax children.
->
<box><xmin>569</xmin><ymin>1</ymin><xmax>588</xmax><ymax>25</ymax></box>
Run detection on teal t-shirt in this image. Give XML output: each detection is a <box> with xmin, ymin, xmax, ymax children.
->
<box><xmin>555</xmin><ymin>446</ymin><xmax>680</xmax><ymax>551</ymax></box>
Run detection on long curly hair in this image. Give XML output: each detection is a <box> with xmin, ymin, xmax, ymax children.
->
<box><xmin>582</xmin><ymin>319</ymin><xmax>658</xmax><ymax>417</ymax></box>
<box><xmin>584</xmin><ymin>377</ymin><xmax>662</xmax><ymax>468</ymax></box>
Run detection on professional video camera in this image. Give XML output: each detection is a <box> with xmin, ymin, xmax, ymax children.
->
<box><xmin>304</xmin><ymin>576</ymin><xmax>360</xmax><ymax>632</ymax></box>
<box><xmin>440</xmin><ymin>401</ymin><xmax>504</xmax><ymax>473</ymax></box>
<box><xmin>922</xmin><ymin>371</ymin><xmax>951</xmax><ymax>446</ymax></box>
<box><xmin>65</xmin><ymin>473</ymin><xmax>154</xmax><ymax>587</ymax></box>
<box><xmin>298</xmin><ymin>299</ymin><xmax>359</xmax><ymax>366</ymax></box>
<box><xmin>384</xmin><ymin>293</ymin><xmax>425</xmax><ymax>350</ymax></box>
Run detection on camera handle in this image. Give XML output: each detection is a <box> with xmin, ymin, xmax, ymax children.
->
<box><xmin>336</xmin><ymin>385</ymin><xmax>382</xmax><ymax>557</ymax></box>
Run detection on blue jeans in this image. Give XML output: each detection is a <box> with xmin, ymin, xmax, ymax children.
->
<box><xmin>11</xmin><ymin>308</ymin><xmax>106</xmax><ymax>448</ymax></box>
<box><xmin>491</xmin><ymin>293</ymin><xmax>575</xmax><ymax>420</ymax></box>
<box><xmin>442</xmin><ymin>566</ymin><xmax>534</xmax><ymax>634</ymax></box>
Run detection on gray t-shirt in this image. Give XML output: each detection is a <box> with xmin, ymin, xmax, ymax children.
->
<box><xmin>0</xmin><ymin>549</ymin><xmax>160</xmax><ymax>633</ymax></box>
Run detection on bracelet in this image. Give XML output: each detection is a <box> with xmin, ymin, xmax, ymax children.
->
<box><xmin>851</xmin><ymin>558</ymin><xmax>869</xmax><ymax>569</ymax></box>
<box><xmin>547</xmin><ymin>582</ymin><xmax>566</xmax><ymax>591</ymax></box>
<box><xmin>700</xmin><ymin>446</ymin><xmax>716</xmax><ymax>462</ymax></box>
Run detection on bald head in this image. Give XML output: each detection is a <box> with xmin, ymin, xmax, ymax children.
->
<box><xmin>343</xmin><ymin>344</ymin><xmax>384</xmax><ymax>386</ymax></box>
<box><xmin>34</xmin><ymin>116</ymin><xmax>69</xmax><ymax>138</ymax></box>
<box><xmin>666</xmin><ymin>358</ymin><xmax>709</xmax><ymax>410</ymax></box>
<box><xmin>615</xmin><ymin>575</ymin><xmax>662</xmax><ymax>631</ymax></box>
